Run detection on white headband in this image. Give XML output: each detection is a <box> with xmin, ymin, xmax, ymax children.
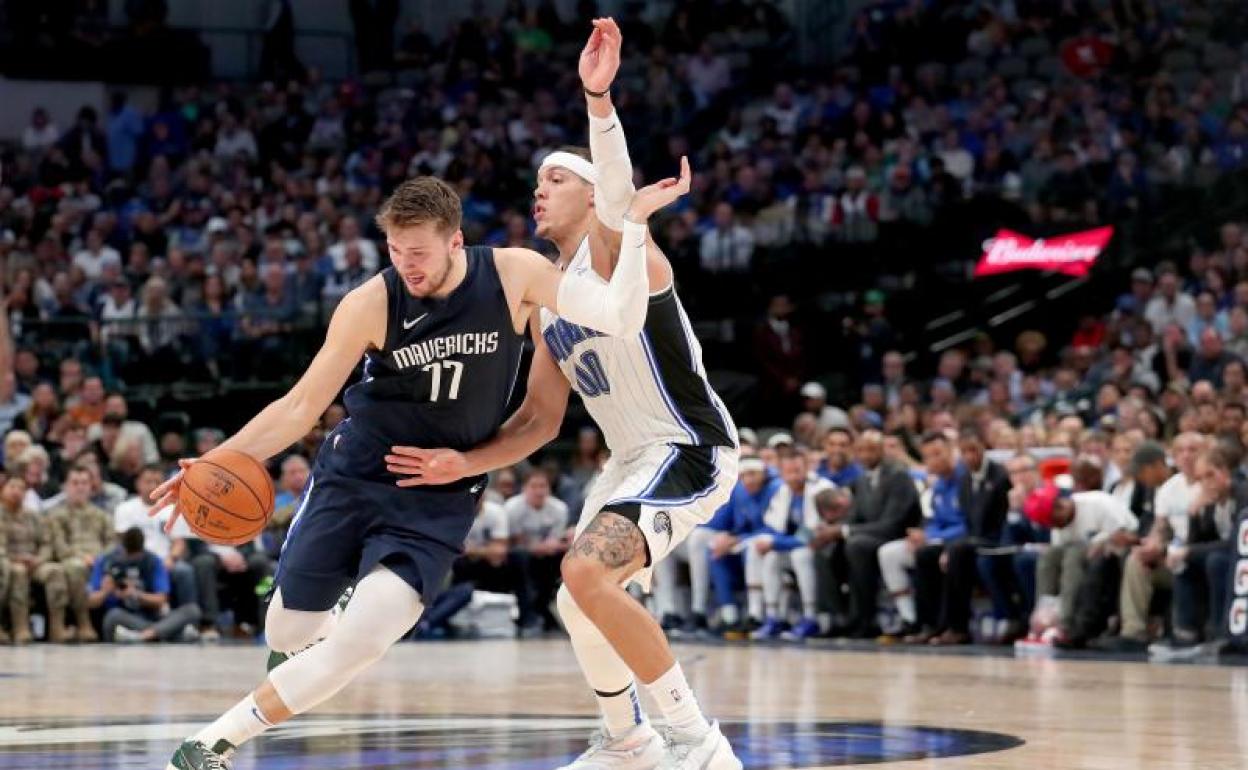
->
<box><xmin>540</xmin><ymin>151</ymin><xmax>599</xmax><ymax>185</ymax></box>
<box><xmin>740</xmin><ymin>457</ymin><xmax>766</xmax><ymax>473</ymax></box>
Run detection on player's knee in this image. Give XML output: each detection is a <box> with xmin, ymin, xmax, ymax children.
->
<box><xmin>265</xmin><ymin>620</ymin><xmax>303</xmax><ymax>654</ymax></box>
<box><xmin>265</xmin><ymin>605</ymin><xmax>328</xmax><ymax>653</ymax></box>
<box><xmin>560</xmin><ymin>552</ymin><xmax>610</xmax><ymax>600</ymax></box>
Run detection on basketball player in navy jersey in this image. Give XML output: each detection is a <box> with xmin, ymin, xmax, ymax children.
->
<box><xmin>149</xmin><ymin>153</ymin><xmax>693</xmax><ymax>767</ymax></box>
<box><xmin>387</xmin><ymin>20</ymin><xmax>742</xmax><ymax>770</ymax></box>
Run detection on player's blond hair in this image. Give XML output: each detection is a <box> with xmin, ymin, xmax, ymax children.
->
<box><xmin>376</xmin><ymin>176</ymin><xmax>463</xmax><ymax>235</ymax></box>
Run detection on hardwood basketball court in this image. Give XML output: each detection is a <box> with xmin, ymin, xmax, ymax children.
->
<box><xmin>0</xmin><ymin>639</ymin><xmax>1240</xmax><ymax>768</ymax></box>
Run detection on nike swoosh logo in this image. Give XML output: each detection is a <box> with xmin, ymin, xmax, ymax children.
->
<box><xmin>403</xmin><ymin>313</ymin><xmax>429</xmax><ymax>330</ymax></box>
<box><xmin>602</xmin><ymin>123</ymin><xmax>617</xmax><ymax>133</ymax></box>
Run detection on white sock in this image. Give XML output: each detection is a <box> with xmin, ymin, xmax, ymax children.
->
<box><xmin>595</xmin><ymin>681</ymin><xmax>645</xmax><ymax>739</ymax></box>
<box><xmin>194</xmin><ymin>693</ymin><xmax>274</xmax><ymax>750</ymax></box>
<box><xmin>895</xmin><ymin>593</ymin><xmax>916</xmax><ymax>625</ymax></box>
<box><xmin>720</xmin><ymin>604</ymin><xmax>740</xmax><ymax>627</ymax></box>
<box><xmin>644</xmin><ymin>663</ymin><xmax>710</xmax><ymax>737</ymax></box>
<box><xmin>746</xmin><ymin>588</ymin><xmax>763</xmax><ymax>621</ymax></box>
<box><xmin>557</xmin><ymin>586</ymin><xmax>646</xmax><ymax>738</ymax></box>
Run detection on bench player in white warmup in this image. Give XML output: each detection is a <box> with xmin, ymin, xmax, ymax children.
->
<box><xmin>387</xmin><ymin>20</ymin><xmax>741</xmax><ymax>770</ymax></box>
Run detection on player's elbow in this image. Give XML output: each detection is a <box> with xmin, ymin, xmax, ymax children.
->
<box><xmin>538</xmin><ymin>412</ymin><xmax>562</xmax><ymax>445</ymax></box>
<box><xmin>278</xmin><ymin>390</ymin><xmax>326</xmax><ymax>434</ymax></box>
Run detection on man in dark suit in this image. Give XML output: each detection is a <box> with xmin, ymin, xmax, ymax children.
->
<box><xmin>912</xmin><ymin>428</ymin><xmax>1010</xmax><ymax>645</ymax></box>
<box><xmin>822</xmin><ymin>429</ymin><xmax>922</xmax><ymax>637</ymax></box>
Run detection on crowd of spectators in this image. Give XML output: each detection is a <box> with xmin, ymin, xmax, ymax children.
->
<box><xmin>2</xmin><ymin>1</ymin><xmax>1245</xmax><ymax>394</ymax></box>
<box><xmin>1</xmin><ymin>0</ymin><xmax>1248</xmax><ymax>654</ymax></box>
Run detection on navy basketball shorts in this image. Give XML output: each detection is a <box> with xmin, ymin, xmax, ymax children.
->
<box><xmin>274</xmin><ymin>467</ymin><xmax>477</xmax><ymax>613</ymax></box>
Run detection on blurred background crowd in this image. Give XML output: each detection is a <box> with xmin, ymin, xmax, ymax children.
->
<box><xmin>0</xmin><ymin>0</ymin><xmax>1247</xmax><ymax>657</ymax></box>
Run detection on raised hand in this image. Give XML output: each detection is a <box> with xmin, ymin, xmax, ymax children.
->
<box><xmin>624</xmin><ymin>156</ymin><xmax>692</xmax><ymax>222</ymax></box>
<box><xmin>579</xmin><ymin>17</ymin><xmax>622</xmax><ymax>94</ymax></box>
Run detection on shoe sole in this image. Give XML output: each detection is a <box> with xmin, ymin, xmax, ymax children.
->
<box><xmin>557</xmin><ymin>736</ymin><xmax>663</xmax><ymax>769</ymax></box>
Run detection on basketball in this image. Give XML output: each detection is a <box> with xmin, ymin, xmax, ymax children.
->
<box><xmin>178</xmin><ymin>448</ymin><xmax>275</xmax><ymax>546</ymax></box>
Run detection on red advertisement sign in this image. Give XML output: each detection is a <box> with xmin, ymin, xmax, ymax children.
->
<box><xmin>974</xmin><ymin>226</ymin><xmax>1114</xmax><ymax>278</ymax></box>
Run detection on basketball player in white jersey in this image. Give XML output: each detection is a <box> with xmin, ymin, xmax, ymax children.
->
<box><xmin>387</xmin><ymin>20</ymin><xmax>741</xmax><ymax>770</ymax></box>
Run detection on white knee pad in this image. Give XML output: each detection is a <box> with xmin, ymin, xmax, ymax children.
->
<box><xmin>265</xmin><ymin>588</ymin><xmax>336</xmax><ymax>654</ymax></box>
<box><xmin>268</xmin><ymin>566</ymin><xmax>423</xmax><ymax>715</ymax></box>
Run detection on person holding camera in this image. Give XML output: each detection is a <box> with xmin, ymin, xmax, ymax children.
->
<box><xmin>87</xmin><ymin>527</ymin><xmax>201</xmax><ymax>643</ymax></box>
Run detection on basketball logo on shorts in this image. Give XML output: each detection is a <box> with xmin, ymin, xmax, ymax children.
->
<box><xmin>653</xmin><ymin>511</ymin><xmax>672</xmax><ymax>544</ymax></box>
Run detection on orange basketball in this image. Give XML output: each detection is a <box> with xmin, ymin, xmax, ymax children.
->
<box><xmin>178</xmin><ymin>448</ymin><xmax>275</xmax><ymax>546</ymax></box>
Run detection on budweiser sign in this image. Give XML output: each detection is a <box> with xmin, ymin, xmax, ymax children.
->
<box><xmin>974</xmin><ymin>226</ymin><xmax>1114</xmax><ymax>278</ymax></box>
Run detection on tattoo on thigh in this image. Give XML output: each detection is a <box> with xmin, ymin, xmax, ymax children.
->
<box><xmin>571</xmin><ymin>512</ymin><xmax>645</xmax><ymax>569</ymax></box>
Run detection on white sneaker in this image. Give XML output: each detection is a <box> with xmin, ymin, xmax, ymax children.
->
<box><xmin>113</xmin><ymin>626</ymin><xmax>146</xmax><ymax>644</ymax></box>
<box><xmin>658</xmin><ymin>721</ymin><xmax>741</xmax><ymax>770</ymax></box>
<box><xmin>557</xmin><ymin>723</ymin><xmax>664</xmax><ymax>769</ymax></box>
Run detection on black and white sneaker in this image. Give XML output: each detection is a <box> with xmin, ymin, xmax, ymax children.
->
<box><xmin>166</xmin><ymin>738</ymin><xmax>235</xmax><ymax>770</ymax></box>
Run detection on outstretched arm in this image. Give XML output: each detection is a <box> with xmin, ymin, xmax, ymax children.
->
<box><xmin>216</xmin><ymin>282</ymin><xmax>383</xmax><ymax>458</ymax></box>
<box><xmin>499</xmin><ymin>157</ymin><xmax>691</xmax><ymax>337</ymax></box>
<box><xmin>579</xmin><ymin>18</ymin><xmax>674</xmax><ymax>291</ymax></box>
<box><xmin>580</xmin><ymin>18</ymin><xmax>633</xmax><ymax>230</ymax></box>
<box><xmin>387</xmin><ymin>315</ymin><xmax>571</xmax><ymax>486</ymax></box>
<box><xmin>149</xmin><ymin>278</ymin><xmax>385</xmax><ymax>525</ymax></box>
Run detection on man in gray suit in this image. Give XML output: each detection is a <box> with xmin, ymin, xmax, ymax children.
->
<box><xmin>820</xmin><ymin>430</ymin><xmax>923</xmax><ymax>637</ymax></box>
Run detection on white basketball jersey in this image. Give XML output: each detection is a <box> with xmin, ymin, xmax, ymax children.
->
<box><xmin>538</xmin><ymin>237</ymin><xmax>738</xmax><ymax>458</ymax></box>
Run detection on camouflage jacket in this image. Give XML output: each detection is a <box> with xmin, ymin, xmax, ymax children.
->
<box><xmin>4</xmin><ymin>506</ymin><xmax>56</xmax><ymax>562</ymax></box>
<box><xmin>47</xmin><ymin>501</ymin><xmax>113</xmax><ymax>561</ymax></box>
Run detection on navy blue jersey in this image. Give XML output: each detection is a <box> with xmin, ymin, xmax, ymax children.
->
<box><xmin>336</xmin><ymin>246</ymin><xmax>525</xmax><ymax>490</ymax></box>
